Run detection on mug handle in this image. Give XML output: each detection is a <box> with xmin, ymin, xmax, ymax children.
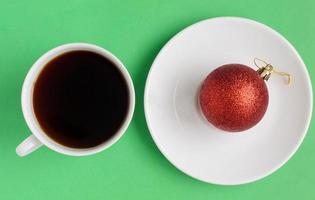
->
<box><xmin>16</xmin><ymin>135</ymin><xmax>43</xmax><ymax>157</ymax></box>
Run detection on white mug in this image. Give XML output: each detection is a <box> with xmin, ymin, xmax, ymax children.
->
<box><xmin>16</xmin><ymin>43</ymin><xmax>135</xmax><ymax>157</ymax></box>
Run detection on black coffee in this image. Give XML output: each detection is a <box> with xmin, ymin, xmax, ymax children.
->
<box><xmin>33</xmin><ymin>51</ymin><xmax>129</xmax><ymax>148</ymax></box>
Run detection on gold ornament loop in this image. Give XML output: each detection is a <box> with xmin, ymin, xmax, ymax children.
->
<box><xmin>254</xmin><ymin>58</ymin><xmax>291</xmax><ymax>84</ymax></box>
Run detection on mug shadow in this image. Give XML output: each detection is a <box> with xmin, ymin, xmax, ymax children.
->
<box><xmin>131</xmin><ymin>25</ymin><xmax>195</xmax><ymax>181</ymax></box>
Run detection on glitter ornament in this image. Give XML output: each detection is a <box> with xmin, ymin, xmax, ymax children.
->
<box><xmin>199</xmin><ymin>59</ymin><xmax>290</xmax><ymax>132</ymax></box>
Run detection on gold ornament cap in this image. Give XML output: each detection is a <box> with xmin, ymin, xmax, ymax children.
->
<box><xmin>254</xmin><ymin>58</ymin><xmax>291</xmax><ymax>84</ymax></box>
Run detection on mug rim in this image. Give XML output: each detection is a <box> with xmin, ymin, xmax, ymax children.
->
<box><xmin>21</xmin><ymin>43</ymin><xmax>135</xmax><ymax>156</ymax></box>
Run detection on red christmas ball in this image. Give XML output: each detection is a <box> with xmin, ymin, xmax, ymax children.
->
<box><xmin>199</xmin><ymin>64</ymin><xmax>269</xmax><ymax>132</ymax></box>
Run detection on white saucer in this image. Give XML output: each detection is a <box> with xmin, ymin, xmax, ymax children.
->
<box><xmin>144</xmin><ymin>17</ymin><xmax>313</xmax><ymax>185</ymax></box>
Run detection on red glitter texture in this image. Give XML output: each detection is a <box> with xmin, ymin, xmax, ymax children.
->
<box><xmin>199</xmin><ymin>64</ymin><xmax>269</xmax><ymax>132</ymax></box>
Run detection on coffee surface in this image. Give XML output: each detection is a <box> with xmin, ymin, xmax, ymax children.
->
<box><xmin>33</xmin><ymin>51</ymin><xmax>129</xmax><ymax>148</ymax></box>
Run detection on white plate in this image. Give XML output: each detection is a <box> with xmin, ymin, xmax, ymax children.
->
<box><xmin>144</xmin><ymin>17</ymin><xmax>313</xmax><ymax>185</ymax></box>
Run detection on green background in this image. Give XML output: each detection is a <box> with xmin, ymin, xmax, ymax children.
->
<box><xmin>0</xmin><ymin>0</ymin><xmax>314</xmax><ymax>199</ymax></box>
